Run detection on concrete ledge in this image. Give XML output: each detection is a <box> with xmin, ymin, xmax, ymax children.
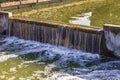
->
<box><xmin>0</xmin><ymin>11</ymin><xmax>12</xmax><ymax>34</ymax></box>
<box><xmin>0</xmin><ymin>11</ymin><xmax>106</xmax><ymax>55</ymax></box>
<box><xmin>0</xmin><ymin>11</ymin><xmax>12</xmax><ymax>17</ymax></box>
<box><xmin>104</xmin><ymin>24</ymin><xmax>120</xmax><ymax>34</ymax></box>
<box><xmin>10</xmin><ymin>17</ymin><xmax>103</xmax><ymax>34</ymax></box>
<box><xmin>104</xmin><ymin>24</ymin><xmax>120</xmax><ymax>57</ymax></box>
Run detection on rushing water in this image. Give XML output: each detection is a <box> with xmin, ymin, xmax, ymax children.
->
<box><xmin>0</xmin><ymin>35</ymin><xmax>119</xmax><ymax>80</ymax></box>
<box><xmin>8</xmin><ymin>20</ymin><xmax>102</xmax><ymax>54</ymax></box>
<box><xmin>104</xmin><ymin>26</ymin><xmax>120</xmax><ymax>57</ymax></box>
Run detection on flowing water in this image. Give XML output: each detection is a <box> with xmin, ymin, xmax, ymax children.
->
<box><xmin>7</xmin><ymin>20</ymin><xmax>102</xmax><ymax>54</ymax></box>
<box><xmin>0</xmin><ymin>35</ymin><xmax>119</xmax><ymax>80</ymax></box>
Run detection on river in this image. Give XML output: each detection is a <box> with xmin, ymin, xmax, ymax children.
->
<box><xmin>0</xmin><ymin>35</ymin><xmax>119</xmax><ymax>80</ymax></box>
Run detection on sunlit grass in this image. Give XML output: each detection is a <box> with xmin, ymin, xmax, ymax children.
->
<box><xmin>27</xmin><ymin>0</ymin><xmax>105</xmax><ymax>26</ymax></box>
<box><xmin>90</xmin><ymin>0</ymin><xmax>120</xmax><ymax>27</ymax></box>
<box><xmin>11</xmin><ymin>0</ymin><xmax>85</xmax><ymax>14</ymax></box>
<box><xmin>11</xmin><ymin>0</ymin><xmax>120</xmax><ymax>28</ymax></box>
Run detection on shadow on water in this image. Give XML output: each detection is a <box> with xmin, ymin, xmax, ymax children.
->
<box><xmin>0</xmin><ymin>35</ymin><xmax>120</xmax><ymax>80</ymax></box>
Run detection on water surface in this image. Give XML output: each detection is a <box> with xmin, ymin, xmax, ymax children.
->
<box><xmin>0</xmin><ymin>35</ymin><xmax>119</xmax><ymax>80</ymax></box>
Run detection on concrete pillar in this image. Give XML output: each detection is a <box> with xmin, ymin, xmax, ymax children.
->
<box><xmin>104</xmin><ymin>24</ymin><xmax>120</xmax><ymax>58</ymax></box>
<box><xmin>0</xmin><ymin>11</ymin><xmax>12</xmax><ymax>34</ymax></box>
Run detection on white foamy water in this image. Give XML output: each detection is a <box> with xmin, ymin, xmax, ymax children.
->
<box><xmin>105</xmin><ymin>30</ymin><xmax>120</xmax><ymax>57</ymax></box>
<box><xmin>47</xmin><ymin>72</ymin><xmax>86</xmax><ymax>80</ymax></box>
<box><xmin>0</xmin><ymin>35</ymin><xmax>119</xmax><ymax>80</ymax></box>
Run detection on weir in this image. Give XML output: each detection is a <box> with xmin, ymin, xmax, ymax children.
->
<box><xmin>0</xmin><ymin>11</ymin><xmax>12</xmax><ymax>33</ymax></box>
<box><xmin>8</xmin><ymin>18</ymin><xmax>103</xmax><ymax>54</ymax></box>
<box><xmin>104</xmin><ymin>24</ymin><xmax>120</xmax><ymax>57</ymax></box>
<box><xmin>0</xmin><ymin>11</ymin><xmax>120</xmax><ymax>57</ymax></box>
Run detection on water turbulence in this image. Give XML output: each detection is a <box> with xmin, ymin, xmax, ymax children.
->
<box><xmin>104</xmin><ymin>24</ymin><xmax>120</xmax><ymax>57</ymax></box>
<box><xmin>0</xmin><ymin>12</ymin><xmax>120</xmax><ymax>80</ymax></box>
<box><xmin>0</xmin><ymin>35</ymin><xmax>119</xmax><ymax>80</ymax></box>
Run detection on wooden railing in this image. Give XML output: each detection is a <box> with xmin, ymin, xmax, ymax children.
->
<box><xmin>0</xmin><ymin>0</ymin><xmax>64</xmax><ymax>10</ymax></box>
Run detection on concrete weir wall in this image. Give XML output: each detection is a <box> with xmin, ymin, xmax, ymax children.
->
<box><xmin>0</xmin><ymin>11</ymin><xmax>12</xmax><ymax>33</ymax></box>
<box><xmin>1</xmin><ymin>11</ymin><xmax>119</xmax><ymax>57</ymax></box>
<box><xmin>104</xmin><ymin>24</ymin><xmax>120</xmax><ymax>57</ymax></box>
<box><xmin>8</xmin><ymin>18</ymin><xmax>103</xmax><ymax>54</ymax></box>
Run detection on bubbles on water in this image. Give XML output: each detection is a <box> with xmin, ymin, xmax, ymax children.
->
<box><xmin>91</xmin><ymin>60</ymin><xmax>120</xmax><ymax>70</ymax></box>
<box><xmin>47</xmin><ymin>72</ymin><xmax>86</xmax><ymax>80</ymax></box>
<box><xmin>0</xmin><ymin>36</ymin><xmax>119</xmax><ymax>80</ymax></box>
<box><xmin>37</xmin><ymin>50</ymin><xmax>61</xmax><ymax>63</ymax></box>
<box><xmin>84</xmin><ymin>70</ymin><xmax>120</xmax><ymax>80</ymax></box>
<box><xmin>0</xmin><ymin>36</ymin><xmax>101</xmax><ymax>67</ymax></box>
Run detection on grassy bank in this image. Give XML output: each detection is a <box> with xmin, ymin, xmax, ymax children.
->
<box><xmin>11</xmin><ymin>0</ymin><xmax>85</xmax><ymax>14</ymax></box>
<box><xmin>90</xmin><ymin>0</ymin><xmax>120</xmax><ymax>27</ymax></box>
<box><xmin>11</xmin><ymin>0</ymin><xmax>120</xmax><ymax>28</ymax></box>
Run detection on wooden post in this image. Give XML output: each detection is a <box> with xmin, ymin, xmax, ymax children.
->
<box><xmin>60</xmin><ymin>0</ymin><xmax>63</xmax><ymax>2</ymax></box>
<box><xmin>0</xmin><ymin>3</ymin><xmax>1</xmax><ymax>10</ymax></box>
<box><xmin>0</xmin><ymin>1</ymin><xmax>2</xmax><ymax>10</ymax></box>
<box><xmin>20</xmin><ymin>0</ymin><xmax>22</xmax><ymax>5</ymax></box>
<box><xmin>36</xmin><ymin>0</ymin><xmax>39</xmax><ymax>4</ymax></box>
<box><xmin>17</xmin><ymin>0</ymin><xmax>22</xmax><ymax>9</ymax></box>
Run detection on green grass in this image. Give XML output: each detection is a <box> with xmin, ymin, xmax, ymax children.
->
<box><xmin>11</xmin><ymin>0</ymin><xmax>85</xmax><ymax>14</ymax></box>
<box><xmin>11</xmin><ymin>0</ymin><xmax>120</xmax><ymax>28</ymax></box>
<box><xmin>90</xmin><ymin>0</ymin><xmax>120</xmax><ymax>27</ymax></box>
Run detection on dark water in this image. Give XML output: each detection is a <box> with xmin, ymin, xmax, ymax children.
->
<box><xmin>0</xmin><ymin>35</ymin><xmax>119</xmax><ymax>80</ymax></box>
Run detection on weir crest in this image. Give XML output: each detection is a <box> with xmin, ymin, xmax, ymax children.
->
<box><xmin>0</xmin><ymin>11</ymin><xmax>120</xmax><ymax>57</ymax></box>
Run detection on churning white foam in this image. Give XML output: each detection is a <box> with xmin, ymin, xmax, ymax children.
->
<box><xmin>105</xmin><ymin>30</ymin><xmax>120</xmax><ymax>57</ymax></box>
<box><xmin>47</xmin><ymin>72</ymin><xmax>86</xmax><ymax>80</ymax></box>
<box><xmin>0</xmin><ymin>36</ymin><xmax>119</xmax><ymax>80</ymax></box>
